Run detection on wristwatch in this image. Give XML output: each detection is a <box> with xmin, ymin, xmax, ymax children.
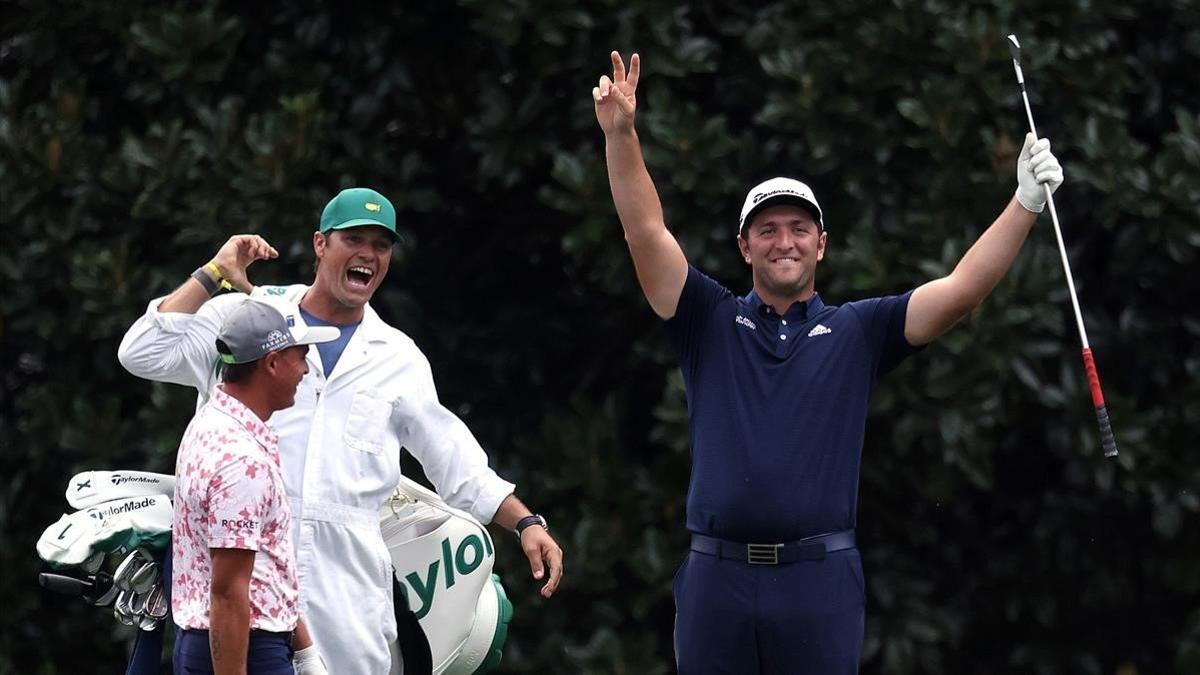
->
<box><xmin>514</xmin><ymin>514</ymin><xmax>548</xmax><ymax>537</ymax></box>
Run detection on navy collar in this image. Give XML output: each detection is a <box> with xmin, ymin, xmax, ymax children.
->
<box><xmin>744</xmin><ymin>289</ymin><xmax>825</xmax><ymax>321</ymax></box>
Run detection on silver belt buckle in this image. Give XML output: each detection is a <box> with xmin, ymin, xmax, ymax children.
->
<box><xmin>747</xmin><ymin>543</ymin><xmax>781</xmax><ymax>565</ymax></box>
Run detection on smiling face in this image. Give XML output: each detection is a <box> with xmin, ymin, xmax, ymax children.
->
<box><xmin>737</xmin><ymin>204</ymin><xmax>827</xmax><ymax>310</ymax></box>
<box><xmin>309</xmin><ymin>226</ymin><xmax>395</xmax><ymax>322</ymax></box>
<box><xmin>264</xmin><ymin>344</ymin><xmax>311</xmax><ymax>411</ymax></box>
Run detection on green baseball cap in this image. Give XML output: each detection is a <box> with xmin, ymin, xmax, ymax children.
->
<box><xmin>319</xmin><ymin>187</ymin><xmax>398</xmax><ymax>238</ymax></box>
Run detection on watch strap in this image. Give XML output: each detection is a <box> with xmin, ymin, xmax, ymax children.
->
<box><xmin>189</xmin><ymin>267</ymin><xmax>220</xmax><ymax>296</ymax></box>
<box><xmin>515</xmin><ymin>514</ymin><xmax>547</xmax><ymax>537</ymax></box>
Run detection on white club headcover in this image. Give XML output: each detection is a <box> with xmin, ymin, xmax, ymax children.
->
<box><xmin>383</xmin><ymin>476</ymin><xmax>512</xmax><ymax>675</ymax></box>
<box><xmin>65</xmin><ymin>470</ymin><xmax>175</xmax><ymax>509</ymax></box>
<box><xmin>37</xmin><ymin>494</ymin><xmax>173</xmax><ymax>568</ymax></box>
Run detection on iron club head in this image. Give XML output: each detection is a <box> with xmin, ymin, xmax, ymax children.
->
<box><xmin>143</xmin><ymin>585</ymin><xmax>169</xmax><ymax>620</ymax></box>
<box><xmin>128</xmin><ymin>561</ymin><xmax>159</xmax><ymax>595</ymax></box>
<box><xmin>111</xmin><ymin>550</ymin><xmax>144</xmax><ymax>592</ymax></box>
<box><xmin>113</xmin><ymin>591</ymin><xmax>137</xmax><ymax>626</ymax></box>
<box><xmin>1006</xmin><ymin>34</ymin><xmax>1021</xmax><ymax>62</ymax></box>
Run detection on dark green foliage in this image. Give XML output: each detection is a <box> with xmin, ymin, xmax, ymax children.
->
<box><xmin>2</xmin><ymin>0</ymin><xmax>1198</xmax><ymax>673</ymax></box>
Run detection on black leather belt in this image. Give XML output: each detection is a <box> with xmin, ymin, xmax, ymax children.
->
<box><xmin>180</xmin><ymin>627</ymin><xmax>294</xmax><ymax>640</ymax></box>
<box><xmin>690</xmin><ymin>529</ymin><xmax>856</xmax><ymax>565</ymax></box>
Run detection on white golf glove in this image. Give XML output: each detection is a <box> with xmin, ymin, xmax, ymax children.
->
<box><xmin>1015</xmin><ymin>132</ymin><xmax>1064</xmax><ymax>213</ymax></box>
<box><xmin>293</xmin><ymin>645</ymin><xmax>329</xmax><ymax>675</ymax></box>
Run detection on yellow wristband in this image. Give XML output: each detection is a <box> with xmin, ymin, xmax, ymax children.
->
<box><xmin>205</xmin><ymin>262</ymin><xmax>233</xmax><ymax>291</ymax></box>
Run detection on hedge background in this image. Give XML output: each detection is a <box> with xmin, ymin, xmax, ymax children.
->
<box><xmin>2</xmin><ymin>1</ymin><xmax>1198</xmax><ymax>673</ymax></box>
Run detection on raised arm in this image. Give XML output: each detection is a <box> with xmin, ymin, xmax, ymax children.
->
<box><xmin>593</xmin><ymin>52</ymin><xmax>688</xmax><ymax>319</ymax></box>
<box><xmin>117</xmin><ymin>235</ymin><xmax>278</xmax><ymax>389</ymax></box>
<box><xmin>159</xmin><ymin>234</ymin><xmax>277</xmax><ymax>314</ymax></box>
<box><xmin>905</xmin><ymin>133</ymin><xmax>1063</xmax><ymax>345</ymax></box>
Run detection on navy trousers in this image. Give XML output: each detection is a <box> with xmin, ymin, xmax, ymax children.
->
<box><xmin>173</xmin><ymin>628</ymin><xmax>294</xmax><ymax>675</ymax></box>
<box><xmin>673</xmin><ymin>548</ymin><xmax>866</xmax><ymax>674</ymax></box>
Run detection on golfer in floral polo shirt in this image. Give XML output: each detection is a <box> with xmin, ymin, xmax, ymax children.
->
<box><xmin>172</xmin><ymin>299</ymin><xmax>337</xmax><ymax>675</ymax></box>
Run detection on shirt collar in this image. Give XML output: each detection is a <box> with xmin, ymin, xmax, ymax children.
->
<box><xmin>744</xmin><ymin>290</ymin><xmax>825</xmax><ymax>321</ymax></box>
<box><xmin>299</xmin><ymin>306</ymin><xmax>361</xmax><ymax>330</ymax></box>
<box><xmin>286</xmin><ymin>284</ymin><xmax>390</xmax><ymax>344</ymax></box>
<box><xmin>358</xmin><ymin>303</ymin><xmax>392</xmax><ymax>343</ymax></box>
<box><xmin>210</xmin><ymin>386</ymin><xmax>279</xmax><ymax>451</ymax></box>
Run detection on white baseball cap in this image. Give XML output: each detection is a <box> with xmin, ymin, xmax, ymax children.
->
<box><xmin>738</xmin><ymin>177</ymin><xmax>825</xmax><ymax>234</ymax></box>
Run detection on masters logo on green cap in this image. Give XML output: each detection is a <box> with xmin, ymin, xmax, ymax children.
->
<box><xmin>319</xmin><ymin>187</ymin><xmax>398</xmax><ymax>238</ymax></box>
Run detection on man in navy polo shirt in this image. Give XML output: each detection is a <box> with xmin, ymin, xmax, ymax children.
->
<box><xmin>591</xmin><ymin>52</ymin><xmax>1064</xmax><ymax>673</ymax></box>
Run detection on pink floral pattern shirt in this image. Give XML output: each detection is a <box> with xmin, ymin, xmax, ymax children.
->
<box><xmin>171</xmin><ymin>387</ymin><xmax>298</xmax><ymax>631</ymax></box>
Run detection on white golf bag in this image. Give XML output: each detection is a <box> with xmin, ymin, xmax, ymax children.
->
<box><xmin>382</xmin><ymin>476</ymin><xmax>513</xmax><ymax>675</ymax></box>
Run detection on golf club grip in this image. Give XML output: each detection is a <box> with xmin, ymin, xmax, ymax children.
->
<box><xmin>39</xmin><ymin>573</ymin><xmax>91</xmax><ymax>596</ymax></box>
<box><xmin>1081</xmin><ymin>348</ymin><xmax>1118</xmax><ymax>457</ymax></box>
<box><xmin>1096</xmin><ymin>406</ymin><xmax>1118</xmax><ymax>458</ymax></box>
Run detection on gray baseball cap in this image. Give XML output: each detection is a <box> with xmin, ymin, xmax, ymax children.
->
<box><xmin>216</xmin><ymin>299</ymin><xmax>340</xmax><ymax>365</ymax></box>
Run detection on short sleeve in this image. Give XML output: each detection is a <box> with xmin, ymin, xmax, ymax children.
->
<box><xmin>664</xmin><ymin>266</ymin><xmax>732</xmax><ymax>375</ymax></box>
<box><xmin>846</xmin><ymin>290</ymin><xmax>923</xmax><ymax>378</ymax></box>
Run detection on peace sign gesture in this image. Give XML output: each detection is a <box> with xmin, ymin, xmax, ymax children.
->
<box><xmin>592</xmin><ymin>51</ymin><xmax>640</xmax><ymax>136</ymax></box>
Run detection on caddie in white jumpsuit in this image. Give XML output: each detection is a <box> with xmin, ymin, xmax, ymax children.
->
<box><xmin>118</xmin><ymin>187</ymin><xmax>564</xmax><ymax>675</ymax></box>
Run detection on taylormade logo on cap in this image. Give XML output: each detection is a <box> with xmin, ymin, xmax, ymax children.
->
<box><xmin>738</xmin><ymin>177</ymin><xmax>825</xmax><ymax>234</ymax></box>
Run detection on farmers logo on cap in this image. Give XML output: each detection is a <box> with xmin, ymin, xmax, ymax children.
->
<box><xmin>261</xmin><ymin>329</ymin><xmax>290</xmax><ymax>352</ymax></box>
<box><xmin>365</xmin><ymin>202</ymin><xmax>381</xmax><ymax>212</ymax></box>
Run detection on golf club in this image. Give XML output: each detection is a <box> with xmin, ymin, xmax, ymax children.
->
<box><xmin>1006</xmin><ymin>34</ymin><xmax>1118</xmax><ymax>458</ymax></box>
<box><xmin>113</xmin><ymin>590</ymin><xmax>137</xmax><ymax>626</ymax></box>
<box><xmin>143</xmin><ymin>585</ymin><xmax>169</xmax><ymax>620</ymax></box>
<box><xmin>39</xmin><ymin>571</ymin><xmax>116</xmax><ymax>606</ymax></box>
<box><xmin>112</xmin><ymin>550</ymin><xmax>144</xmax><ymax>592</ymax></box>
<box><xmin>137</xmin><ymin>614</ymin><xmax>159</xmax><ymax>632</ymax></box>
<box><xmin>94</xmin><ymin>573</ymin><xmax>120</xmax><ymax>606</ymax></box>
<box><xmin>128</xmin><ymin>561</ymin><xmax>159</xmax><ymax>595</ymax></box>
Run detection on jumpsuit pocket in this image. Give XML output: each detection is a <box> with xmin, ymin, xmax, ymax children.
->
<box><xmin>343</xmin><ymin>390</ymin><xmax>392</xmax><ymax>455</ymax></box>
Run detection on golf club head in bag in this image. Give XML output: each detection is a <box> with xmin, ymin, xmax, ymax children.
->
<box><xmin>382</xmin><ymin>476</ymin><xmax>513</xmax><ymax>675</ymax></box>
